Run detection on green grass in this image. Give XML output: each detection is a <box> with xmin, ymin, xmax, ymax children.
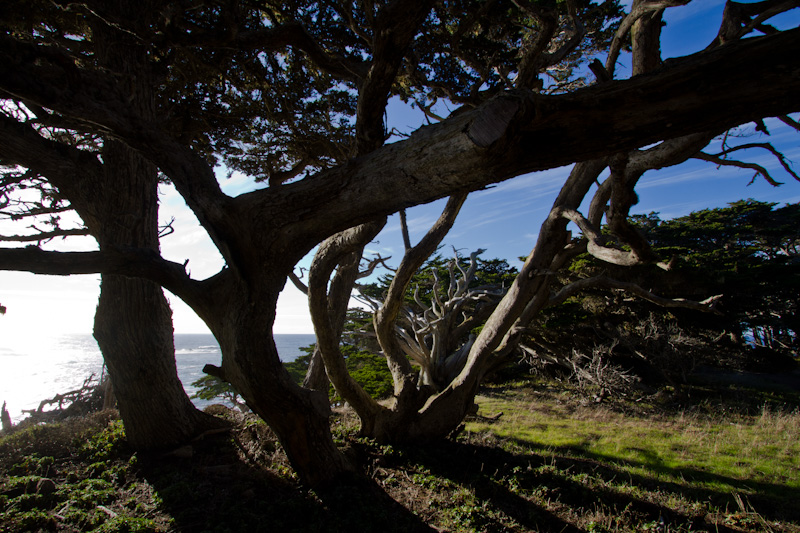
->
<box><xmin>467</xmin><ymin>386</ymin><xmax>800</xmax><ymax>505</ymax></box>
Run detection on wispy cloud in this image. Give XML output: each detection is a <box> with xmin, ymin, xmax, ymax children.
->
<box><xmin>662</xmin><ymin>0</ymin><xmax>725</xmax><ymax>24</ymax></box>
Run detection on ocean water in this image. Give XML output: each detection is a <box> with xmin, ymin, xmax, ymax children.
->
<box><xmin>0</xmin><ymin>333</ymin><xmax>316</xmax><ymax>423</ymax></box>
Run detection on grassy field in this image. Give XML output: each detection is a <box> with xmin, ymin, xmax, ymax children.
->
<box><xmin>1</xmin><ymin>378</ymin><xmax>798</xmax><ymax>532</ymax></box>
<box><xmin>460</xmin><ymin>380</ymin><xmax>800</xmax><ymax>532</ymax></box>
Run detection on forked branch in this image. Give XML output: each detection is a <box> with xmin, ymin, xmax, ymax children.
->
<box><xmin>375</xmin><ymin>193</ymin><xmax>467</xmax><ymax>385</ymax></box>
<box><xmin>695</xmin><ymin>151</ymin><xmax>783</xmax><ymax>186</ymax></box>
<box><xmin>697</xmin><ymin>141</ymin><xmax>799</xmax><ymax>184</ymax></box>
<box><xmin>559</xmin><ymin>207</ymin><xmax>643</xmax><ymax>267</ymax></box>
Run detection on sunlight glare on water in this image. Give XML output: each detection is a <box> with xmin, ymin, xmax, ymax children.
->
<box><xmin>0</xmin><ymin>332</ymin><xmax>313</xmax><ymax>423</ymax></box>
<box><xmin>0</xmin><ymin>331</ymin><xmax>103</xmax><ymax>423</ymax></box>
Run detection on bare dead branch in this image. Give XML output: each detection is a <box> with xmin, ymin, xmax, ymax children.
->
<box><xmin>705</xmin><ymin>142</ymin><xmax>800</xmax><ymax>182</ymax></box>
<box><xmin>559</xmin><ymin>207</ymin><xmax>641</xmax><ymax>267</ymax></box>
<box><xmin>694</xmin><ymin>151</ymin><xmax>783</xmax><ymax>186</ymax></box>
<box><xmin>288</xmin><ymin>270</ymin><xmax>309</xmax><ymax>295</ymax></box>
<box><xmin>357</xmin><ymin>253</ymin><xmax>392</xmax><ymax>279</ymax></box>
<box><xmin>0</xmin><ymin>227</ymin><xmax>90</xmax><ymax>242</ymax></box>
<box><xmin>549</xmin><ymin>274</ymin><xmax>723</xmax><ymax>314</ymax></box>
<box><xmin>353</xmin><ymin>286</ymin><xmax>382</xmax><ymax>312</ymax></box>
<box><xmin>158</xmin><ymin>217</ymin><xmax>176</xmax><ymax>238</ymax></box>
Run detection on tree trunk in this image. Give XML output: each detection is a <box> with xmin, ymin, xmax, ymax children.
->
<box><xmin>82</xmin><ymin>4</ymin><xmax>220</xmax><ymax>449</ymax></box>
<box><xmin>302</xmin><ymin>348</ymin><xmax>331</xmax><ymax>393</ymax></box>
<box><xmin>92</xmin><ymin>141</ymin><xmax>217</xmax><ymax>449</ymax></box>
<box><xmin>209</xmin><ymin>282</ymin><xmax>355</xmax><ymax>488</ymax></box>
<box><xmin>94</xmin><ymin>276</ymin><xmax>214</xmax><ymax>448</ymax></box>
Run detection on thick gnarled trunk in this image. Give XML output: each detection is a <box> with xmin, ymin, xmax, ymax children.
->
<box><xmin>92</xmin><ymin>141</ymin><xmax>216</xmax><ymax>448</ymax></box>
<box><xmin>84</xmin><ymin>9</ymin><xmax>218</xmax><ymax>448</ymax></box>
<box><xmin>204</xmin><ymin>278</ymin><xmax>354</xmax><ymax>488</ymax></box>
<box><xmin>94</xmin><ymin>276</ymin><xmax>212</xmax><ymax>448</ymax></box>
<box><xmin>221</xmin><ymin>331</ymin><xmax>353</xmax><ymax>488</ymax></box>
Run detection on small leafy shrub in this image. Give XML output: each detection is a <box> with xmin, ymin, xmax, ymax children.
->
<box><xmin>71</xmin><ymin>478</ymin><xmax>117</xmax><ymax>508</ymax></box>
<box><xmin>79</xmin><ymin>420</ymin><xmax>127</xmax><ymax>461</ymax></box>
<box><xmin>4</xmin><ymin>508</ymin><xmax>56</xmax><ymax>531</ymax></box>
<box><xmin>9</xmin><ymin>454</ymin><xmax>55</xmax><ymax>476</ymax></box>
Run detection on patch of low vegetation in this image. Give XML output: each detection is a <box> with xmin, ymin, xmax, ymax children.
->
<box><xmin>2</xmin><ymin>378</ymin><xmax>798</xmax><ymax>532</ymax></box>
<box><xmin>0</xmin><ymin>407</ymin><xmax>429</xmax><ymax>533</ymax></box>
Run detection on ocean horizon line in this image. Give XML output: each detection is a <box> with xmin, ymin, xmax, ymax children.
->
<box><xmin>1</xmin><ymin>333</ymin><xmax>317</xmax><ymax>421</ymax></box>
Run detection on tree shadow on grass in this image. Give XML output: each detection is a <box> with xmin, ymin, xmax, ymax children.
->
<box><xmin>374</xmin><ymin>439</ymin><xmax>584</xmax><ymax>532</ymax></box>
<box><xmin>513</xmin><ymin>437</ymin><xmax>800</xmax><ymax>525</ymax></box>
<box><xmin>396</xmin><ymin>435</ymin><xmax>798</xmax><ymax>533</ymax></box>
<box><xmin>137</xmin><ymin>430</ymin><xmax>434</xmax><ymax>533</ymax></box>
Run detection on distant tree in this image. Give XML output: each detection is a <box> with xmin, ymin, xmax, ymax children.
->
<box><xmin>642</xmin><ymin>200</ymin><xmax>800</xmax><ymax>360</ymax></box>
<box><xmin>1</xmin><ymin>1</ymin><xmax>799</xmax><ymax>487</ymax></box>
<box><xmin>354</xmin><ymin>250</ymin><xmax>517</xmax><ymax>389</ymax></box>
<box><xmin>191</xmin><ymin>375</ymin><xmax>248</xmax><ymax>412</ymax></box>
<box><xmin>524</xmin><ymin>200</ymin><xmax>799</xmax><ymax>387</ymax></box>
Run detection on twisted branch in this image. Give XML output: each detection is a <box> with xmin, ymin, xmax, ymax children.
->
<box><xmin>549</xmin><ymin>274</ymin><xmax>723</xmax><ymax>314</ymax></box>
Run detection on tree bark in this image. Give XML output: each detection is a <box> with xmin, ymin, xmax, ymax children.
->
<box><xmin>92</xmin><ymin>141</ymin><xmax>216</xmax><ymax>449</ymax></box>
<box><xmin>205</xmin><ymin>278</ymin><xmax>355</xmax><ymax>488</ymax></box>
<box><xmin>88</xmin><ymin>8</ymin><xmax>218</xmax><ymax>449</ymax></box>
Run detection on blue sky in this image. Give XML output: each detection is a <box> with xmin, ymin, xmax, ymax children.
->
<box><xmin>0</xmin><ymin>1</ymin><xmax>798</xmax><ymax>339</ymax></box>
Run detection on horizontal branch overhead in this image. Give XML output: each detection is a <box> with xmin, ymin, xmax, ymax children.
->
<box><xmin>255</xmin><ymin>28</ymin><xmax>800</xmax><ymax>251</ymax></box>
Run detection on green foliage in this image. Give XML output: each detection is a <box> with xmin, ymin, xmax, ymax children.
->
<box><xmin>283</xmin><ymin>344</ymin><xmax>394</xmax><ymax>399</ymax></box>
<box><xmin>70</xmin><ymin>478</ymin><xmax>117</xmax><ymax>508</ymax></box>
<box><xmin>396</xmin><ymin>0</ymin><xmax>623</xmax><ymax>105</ymax></box>
<box><xmin>533</xmin><ymin>200</ymin><xmax>799</xmax><ymax>384</ymax></box>
<box><xmin>8</xmin><ymin>454</ymin><xmax>54</xmax><ymax>477</ymax></box>
<box><xmin>190</xmin><ymin>375</ymin><xmax>247</xmax><ymax>411</ymax></box>
<box><xmin>0</xmin><ymin>415</ymin><xmax>162</xmax><ymax>533</ymax></box>
<box><xmin>638</xmin><ymin>200</ymin><xmax>800</xmax><ymax>359</ymax></box>
<box><xmin>78</xmin><ymin>420</ymin><xmax>127</xmax><ymax>462</ymax></box>
<box><xmin>93</xmin><ymin>516</ymin><xmax>160</xmax><ymax>533</ymax></box>
<box><xmin>338</xmin><ymin>345</ymin><xmax>394</xmax><ymax>399</ymax></box>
